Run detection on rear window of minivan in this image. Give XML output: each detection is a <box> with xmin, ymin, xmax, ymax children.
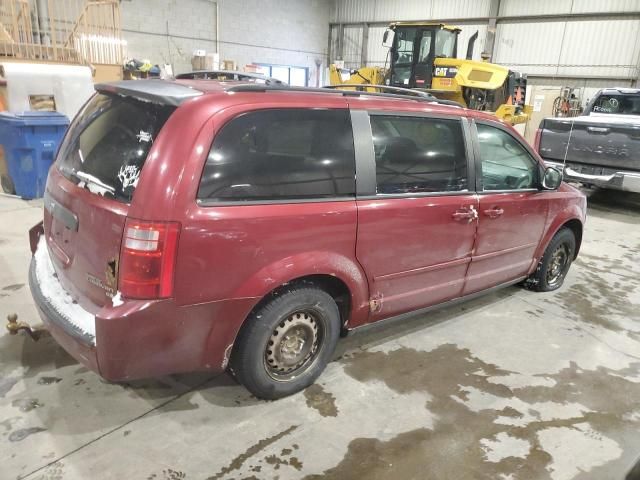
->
<box><xmin>57</xmin><ymin>93</ymin><xmax>175</xmax><ymax>203</ymax></box>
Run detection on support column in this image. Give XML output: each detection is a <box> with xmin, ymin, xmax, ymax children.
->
<box><xmin>361</xmin><ymin>23</ymin><xmax>369</xmax><ymax>66</ymax></box>
<box><xmin>482</xmin><ymin>0</ymin><xmax>501</xmax><ymax>61</ymax></box>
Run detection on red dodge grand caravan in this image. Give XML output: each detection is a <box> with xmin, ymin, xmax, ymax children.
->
<box><xmin>29</xmin><ymin>80</ymin><xmax>586</xmax><ymax>399</ymax></box>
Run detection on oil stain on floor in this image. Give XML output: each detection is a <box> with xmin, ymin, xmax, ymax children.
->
<box><xmin>207</xmin><ymin>425</ymin><xmax>299</xmax><ymax>479</ymax></box>
<box><xmin>303</xmin><ymin>384</ymin><xmax>338</xmax><ymax>418</ymax></box>
<box><xmin>303</xmin><ymin>344</ymin><xmax>640</xmax><ymax>480</ymax></box>
<box><xmin>9</xmin><ymin>426</ymin><xmax>46</xmax><ymax>442</ymax></box>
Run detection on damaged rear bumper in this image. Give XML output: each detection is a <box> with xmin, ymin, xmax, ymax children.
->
<box><xmin>29</xmin><ymin>258</ymin><xmax>96</xmax><ymax>345</ymax></box>
<box><xmin>28</xmin><ymin>242</ymin><xmax>258</xmax><ymax>381</ymax></box>
<box><xmin>29</xmin><ymin>255</ymin><xmax>100</xmax><ymax>373</ymax></box>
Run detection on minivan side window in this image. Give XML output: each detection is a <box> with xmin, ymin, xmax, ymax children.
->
<box><xmin>370</xmin><ymin>115</ymin><xmax>468</xmax><ymax>194</ymax></box>
<box><xmin>198</xmin><ymin>109</ymin><xmax>355</xmax><ymax>202</ymax></box>
<box><xmin>476</xmin><ymin>124</ymin><xmax>538</xmax><ymax>191</ymax></box>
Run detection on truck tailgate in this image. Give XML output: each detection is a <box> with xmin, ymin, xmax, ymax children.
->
<box><xmin>539</xmin><ymin>116</ymin><xmax>640</xmax><ymax>172</ymax></box>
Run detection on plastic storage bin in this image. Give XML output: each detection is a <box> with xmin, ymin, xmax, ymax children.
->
<box><xmin>0</xmin><ymin>111</ymin><xmax>69</xmax><ymax>199</ymax></box>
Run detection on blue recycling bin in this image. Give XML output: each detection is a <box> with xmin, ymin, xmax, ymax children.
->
<box><xmin>0</xmin><ymin>111</ymin><xmax>69</xmax><ymax>199</ymax></box>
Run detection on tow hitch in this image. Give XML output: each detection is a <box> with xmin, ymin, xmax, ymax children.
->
<box><xmin>6</xmin><ymin>313</ymin><xmax>48</xmax><ymax>341</ymax></box>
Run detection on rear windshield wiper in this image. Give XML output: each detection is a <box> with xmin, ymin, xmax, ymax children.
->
<box><xmin>75</xmin><ymin>171</ymin><xmax>116</xmax><ymax>196</ymax></box>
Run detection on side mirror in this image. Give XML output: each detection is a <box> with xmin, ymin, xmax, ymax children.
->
<box><xmin>542</xmin><ymin>166</ymin><xmax>562</xmax><ymax>190</ymax></box>
<box><xmin>382</xmin><ymin>29</ymin><xmax>395</xmax><ymax>48</ymax></box>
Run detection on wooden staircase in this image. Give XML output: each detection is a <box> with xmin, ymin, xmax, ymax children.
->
<box><xmin>0</xmin><ymin>0</ymin><xmax>124</xmax><ymax>65</ymax></box>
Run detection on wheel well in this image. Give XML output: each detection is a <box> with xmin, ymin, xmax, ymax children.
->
<box><xmin>561</xmin><ymin>219</ymin><xmax>583</xmax><ymax>258</ymax></box>
<box><xmin>247</xmin><ymin>275</ymin><xmax>352</xmax><ymax>328</ymax></box>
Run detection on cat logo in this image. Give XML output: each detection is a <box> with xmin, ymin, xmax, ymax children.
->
<box><xmin>434</xmin><ymin>66</ymin><xmax>458</xmax><ymax>78</ymax></box>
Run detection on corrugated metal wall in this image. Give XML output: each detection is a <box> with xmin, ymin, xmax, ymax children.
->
<box><xmin>330</xmin><ymin>0</ymin><xmax>640</xmax><ymax>85</ymax></box>
<box><xmin>331</xmin><ymin>0</ymin><xmax>492</xmax><ymax>23</ymax></box>
<box><xmin>495</xmin><ymin>19</ymin><xmax>640</xmax><ymax>79</ymax></box>
<box><xmin>500</xmin><ymin>0</ymin><xmax>640</xmax><ymax>16</ymax></box>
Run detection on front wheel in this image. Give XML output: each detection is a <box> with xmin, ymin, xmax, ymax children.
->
<box><xmin>230</xmin><ymin>287</ymin><xmax>340</xmax><ymax>400</ymax></box>
<box><xmin>525</xmin><ymin>228</ymin><xmax>576</xmax><ymax>292</ymax></box>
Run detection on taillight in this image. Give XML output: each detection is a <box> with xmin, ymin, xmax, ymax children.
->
<box><xmin>533</xmin><ymin>128</ymin><xmax>542</xmax><ymax>153</ymax></box>
<box><xmin>119</xmin><ymin>218</ymin><xmax>181</xmax><ymax>299</ymax></box>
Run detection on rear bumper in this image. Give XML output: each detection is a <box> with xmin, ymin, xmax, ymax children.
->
<box><xmin>544</xmin><ymin>160</ymin><xmax>640</xmax><ymax>193</ymax></box>
<box><xmin>29</xmin><ymin>243</ymin><xmax>258</xmax><ymax>381</ymax></box>
<box><xmin>29</xmin><ymin>256</ymin><xmax>100</xmax><ymax>372</ymax></box>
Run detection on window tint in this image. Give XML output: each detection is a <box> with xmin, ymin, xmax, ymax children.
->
<box><xmin>477</xmin><ymin>124</ymin><xmax>538</xmax><ymax>191</ymax></box>
<box><xmin>591</xmin><ymin>94</ymin><xmax>640</xmax><ymax>115</ymax></box>
<box><xmin>198</xmin><ymin>109</ymin><xmax>355</xmax><ymax>201</ymax></box>
<box><xmin>58</xmin><ymin>93</ymin><xmax>175</xmax><ymax>203</ymax></box>
<box><xmin>370</xmin><ymin>115</ymin><xmax>468</xmax><ymax>194</ymax></box>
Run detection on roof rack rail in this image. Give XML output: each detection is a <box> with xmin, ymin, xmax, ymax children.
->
<box><xmin>323</xmin><ymin>84</ymin><xmax>434</xmax><ymax>98</ymax></box>
<box><xmin>221</xmin><ymin>83</ymin><xmax>344</xmax><ymax>95</ymax></box>
<box><xmin>325</xmin><ymin>84</ymin><xmax>464</xmax><ymax>107</ymax></box>
<box><xmin>175</xmin><ymin>70</ymin><xmax>286</xmax><ymax>86</ymax></box>
<box><xmin>224</xmin><ymin>83</ymin><xmax>464</xmax><ymax>108</ymax></box>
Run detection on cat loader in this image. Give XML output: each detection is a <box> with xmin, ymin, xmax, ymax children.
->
<box><xmin>329</xmin><ymin>22</ymin><xmax>531</xmax><ymax>125</ymax></box>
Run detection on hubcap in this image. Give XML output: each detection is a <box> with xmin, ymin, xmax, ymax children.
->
<box><xmin>265</xmin><ymin>312</ymin><xmax>320</xmax><ymax>379</ymax></box>
<box><xmin>547</xmin><ymin>244</ymin><xmax>569</xmax><ymax>287</ymax></box>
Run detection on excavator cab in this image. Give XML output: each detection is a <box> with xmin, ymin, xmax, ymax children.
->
<box><xmin>385</xmin><ymin>23</ymin><xmax>462</xmax><ymax>89</ymax></box>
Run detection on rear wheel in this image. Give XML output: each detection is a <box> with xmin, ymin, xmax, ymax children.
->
<box><xmin>525</xmin><ymin>228</ymin><xmax>576</xmax><ymax>292</ymax></box>
<box><xmin>230</xmin><ymin>287</ymin><xmax>340</xmax><ymax>400</ymax></box>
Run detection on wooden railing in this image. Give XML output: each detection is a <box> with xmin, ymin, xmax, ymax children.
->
<box><xmin>0</xmin><ymin>0</ymin><xmax>124</xmax><ymax>65</ymax></box>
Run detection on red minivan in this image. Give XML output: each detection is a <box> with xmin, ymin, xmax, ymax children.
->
<box><xmin>29</xmin><ymin>80</ymin><xmax>586</xmax><ymax>399</ymax></box>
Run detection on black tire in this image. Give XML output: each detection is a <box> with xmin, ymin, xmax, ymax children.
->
<box><xmin>230</xmin><ymin>287</ymin><xmax>340</xmax><ymax>400</ymax></box>
<box><xmin>525</xmin><ymin>228</ymin><xmax>576</xmax><ymax>292</ymax></box>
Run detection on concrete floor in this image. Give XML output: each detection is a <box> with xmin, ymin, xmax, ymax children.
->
<box><xmin>1</xmin><ymin>188</ymin><xmax>639</xmax><ymax>480</ymax></box>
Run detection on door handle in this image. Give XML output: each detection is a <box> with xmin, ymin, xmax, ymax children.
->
<box><xmin>452</xmin><ymin>205</ymin><xmax>478</xmax><ymax>222</ymax></box>
<box><xmin>483</xmin><ymin>207</ymin><xmax>504</xmax><ymax>218</ymax></box>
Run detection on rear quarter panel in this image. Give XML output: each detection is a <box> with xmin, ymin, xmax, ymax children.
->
<box><xmin>177</xmin><ymin>201</ymin><xmax>368</xmax><ymax>311</ymax></box>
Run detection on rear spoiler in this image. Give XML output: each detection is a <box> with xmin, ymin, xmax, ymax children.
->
<box><xmin>94</xmin><ymin>80</ymin><xmax>202</xmax><ymax>106</ymax></box>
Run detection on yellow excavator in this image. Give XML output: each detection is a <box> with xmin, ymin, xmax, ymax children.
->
<box><xmin>329</xmin><ymin>22</ymin><xmax>531</xmax><ymax>125</ymax></box>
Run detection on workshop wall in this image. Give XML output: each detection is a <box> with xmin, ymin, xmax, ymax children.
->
<box><xmin>120</xmin><ymin>0</ymin><xmax>331</xmax><ymax>82</ymax></box>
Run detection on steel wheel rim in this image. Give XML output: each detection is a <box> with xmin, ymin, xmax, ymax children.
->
<box><xmin>547</xmin><ymin>243</ymin><xmax>569</xmax><ymax>287</ymax></box>
<box><xmin>265</xmin><ymin>311</ymin><xmax>321</xmax><ymax>381</ymax></box>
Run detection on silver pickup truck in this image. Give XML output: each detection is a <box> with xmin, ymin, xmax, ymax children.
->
<box><xmin>535</xmin><ymin>88</ymin><xmax>640</xmax><ymax>193</ymax></box>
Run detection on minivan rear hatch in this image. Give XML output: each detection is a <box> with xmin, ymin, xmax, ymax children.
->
<box><xmin>43</xmin><ymin>81</ymin><xmax>199</xmax><ymax>310</ymax></box>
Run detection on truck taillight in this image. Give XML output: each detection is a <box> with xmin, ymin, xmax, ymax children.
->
<box><xmin>533</xmin><ymin>128</ymin><xmax>542</xmax><ymax>153</ymax></box>
<box><xmin>119</xmin><ymin>219</ymin><xmax>180</xmax><ymax>299</ymax></box>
